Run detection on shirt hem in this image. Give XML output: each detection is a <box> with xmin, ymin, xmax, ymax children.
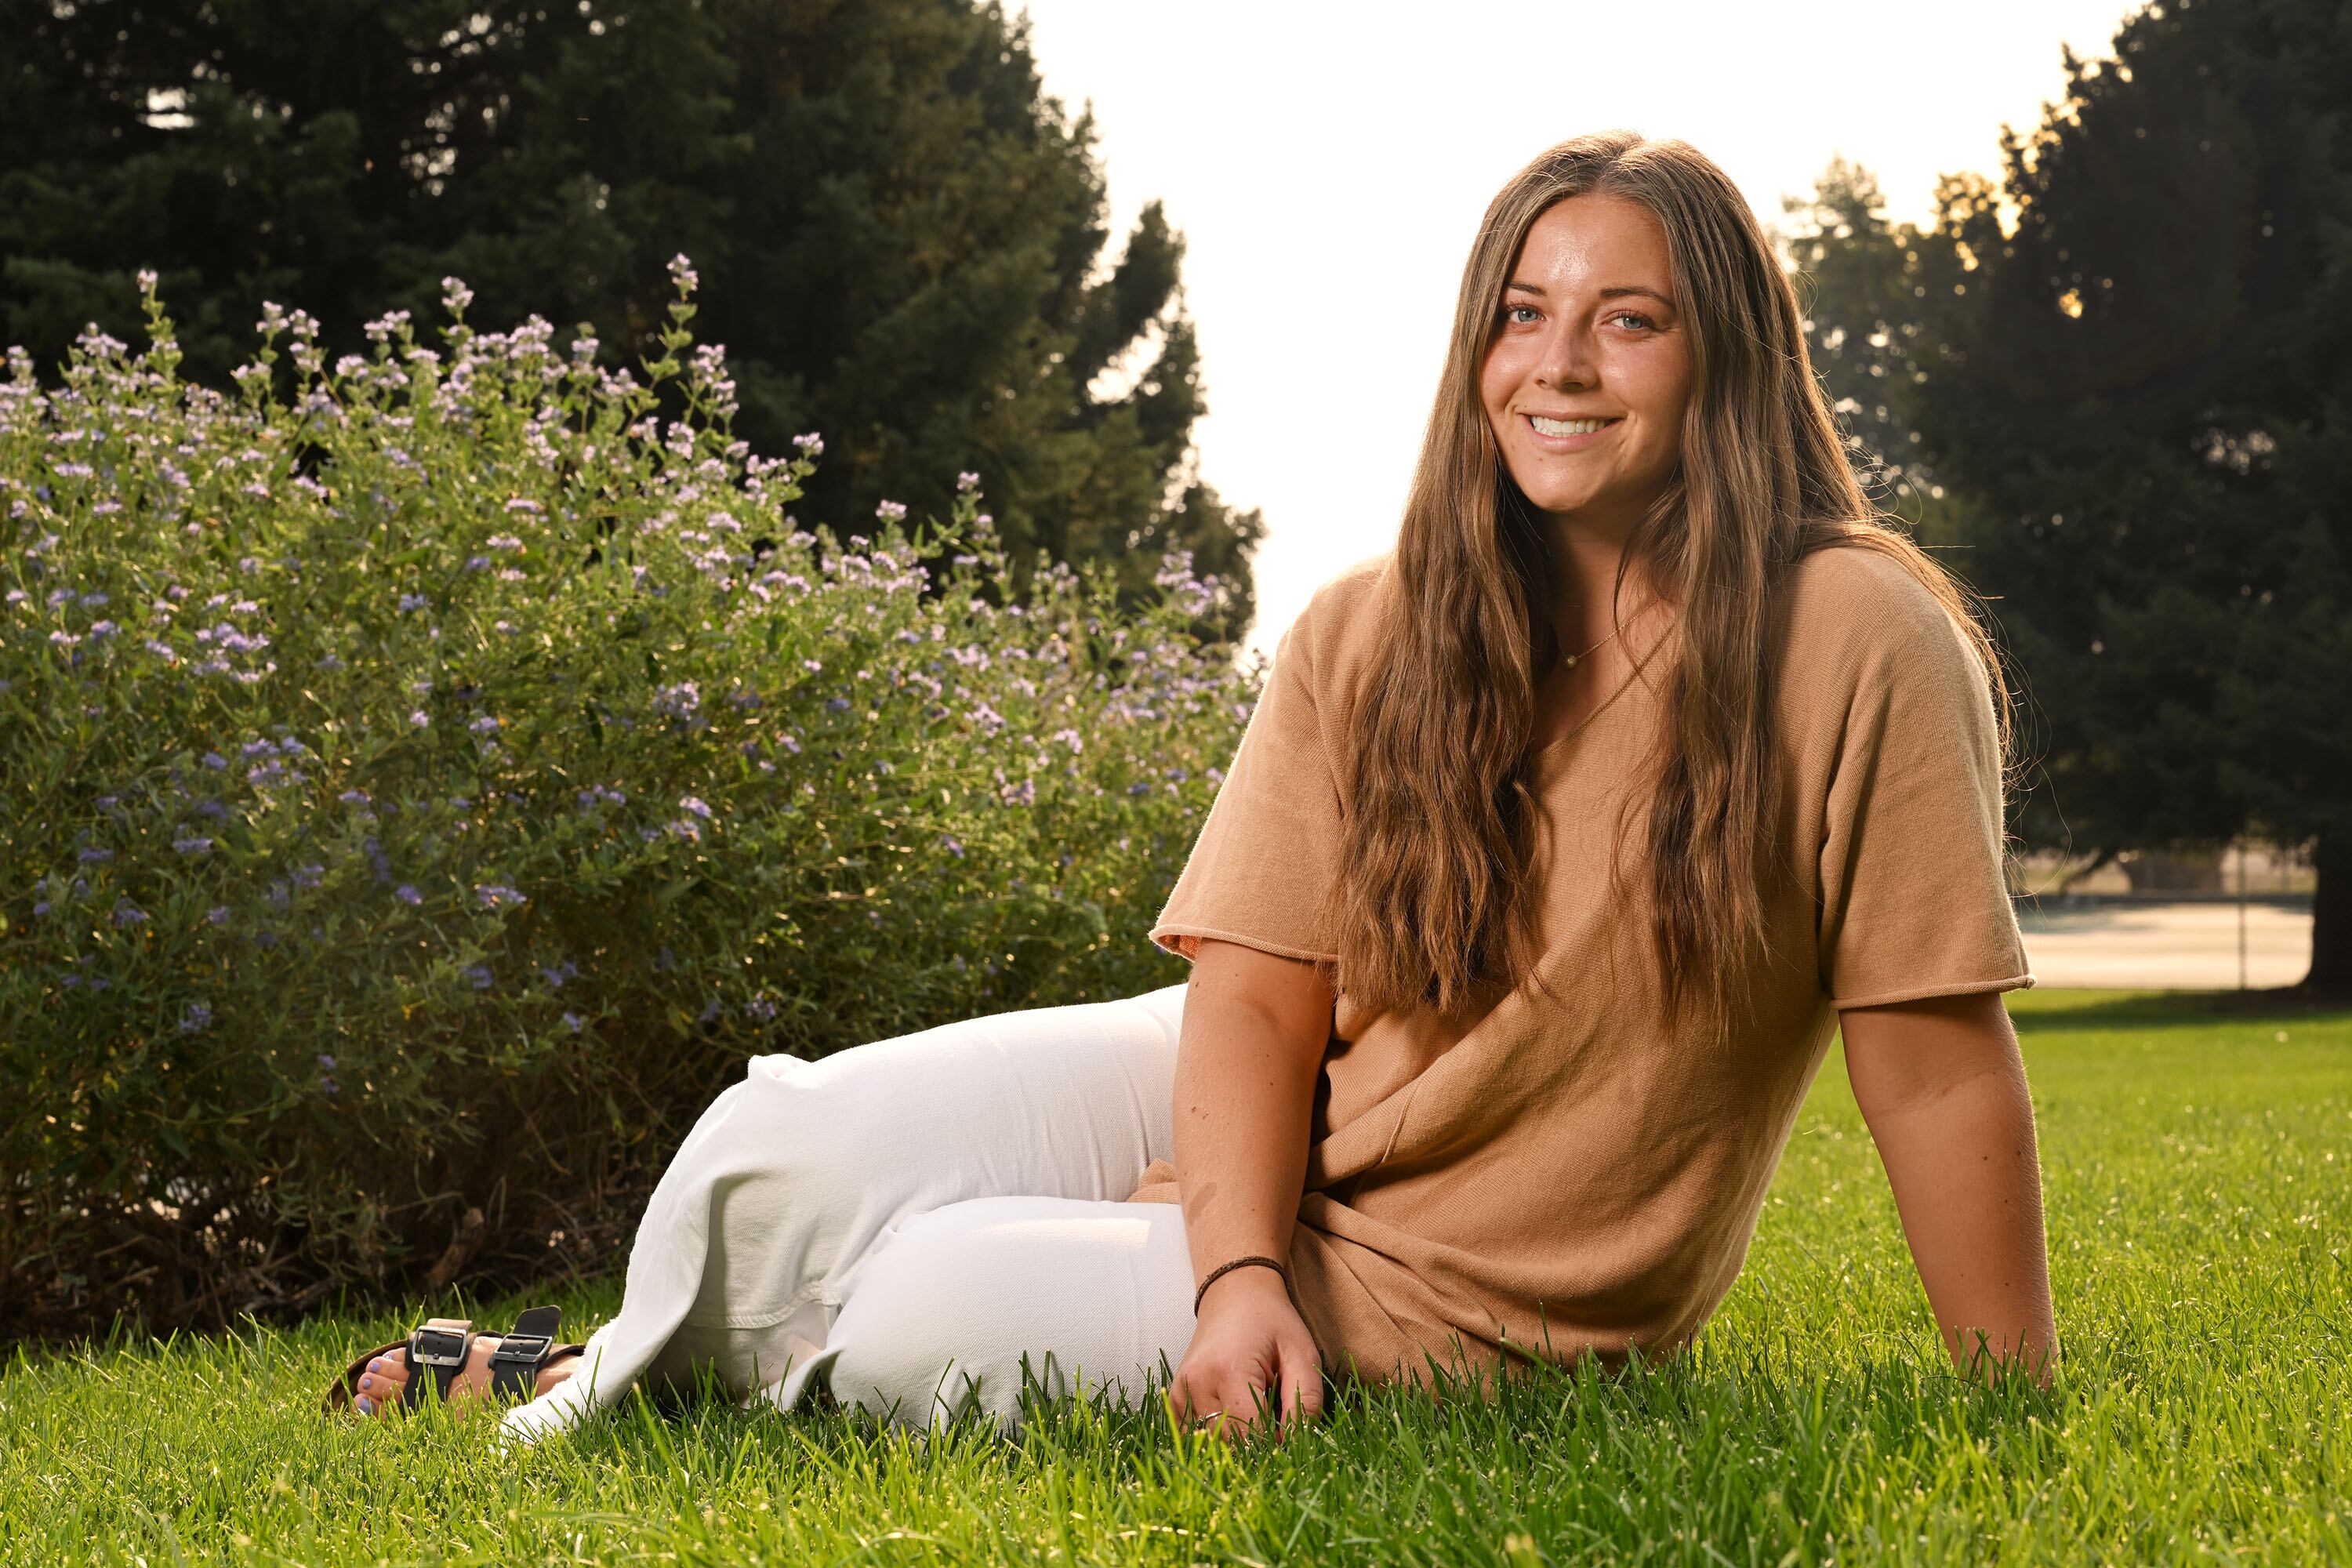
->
<box><xmin>1831</xmin><ymin>970</ymin><xmax>2037</xmax><ymax>1010</ymax></box>
<box><xmin>1147</xmin><ymin>921</ymin><xmax>1341</xmax><ymax>967</ymax></box>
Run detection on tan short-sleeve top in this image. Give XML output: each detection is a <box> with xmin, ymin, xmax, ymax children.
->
<box><xmin>1134</xmin><ymin>542</ymin><xmax>2034</xmax><ymax>1383</ymax></box>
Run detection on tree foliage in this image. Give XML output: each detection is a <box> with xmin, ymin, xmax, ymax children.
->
<box><xmin>0</xmin><ymin>0</ymin><xmax>1261</xmax><ymax>629</ymax></box>
<box><xmin>1784</xmin><ymin>0</ymin><xmax>2352</xmax><ymax>993</ymax></box>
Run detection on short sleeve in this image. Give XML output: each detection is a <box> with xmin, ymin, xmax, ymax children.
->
<box><xmin>1816</xmin><ymin>586</ymin><xmax>2035</xmax><ymax>1009</ymax></box>
<box><xmin>1148</xmin><ymin>604</ymin><xmax>1345</xmax><ymax>966</ymax></box>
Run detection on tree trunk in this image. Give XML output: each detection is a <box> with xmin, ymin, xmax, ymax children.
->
<box><xmin>2304</xmin><ymin>833</ymin><xmax>2352</xmax><ymax>998</ymax></box>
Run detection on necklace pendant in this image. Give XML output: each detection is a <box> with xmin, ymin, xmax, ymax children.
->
<box><xmin>1563</xmin><ymin>655</ymin><xmax>1577</xmax><ymax>669</ymax></box>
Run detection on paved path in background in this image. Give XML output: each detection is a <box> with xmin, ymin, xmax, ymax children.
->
<box><xmin>2013</xmin><ymin>900</ymin><xmax>2312</xmax><ymax>990</ymax></box>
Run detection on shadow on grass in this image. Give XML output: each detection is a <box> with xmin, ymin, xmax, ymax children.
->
<box><xmin>2008</xmin><ymin>985</ymin><xmax>2352</xmax><ymax>1035</ymax></box>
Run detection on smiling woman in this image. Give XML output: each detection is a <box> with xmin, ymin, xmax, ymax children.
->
<box><xmin>1482</xmin><ymin>197</ymin><xmax>1694</xmax><ymax>543</ymax></box>
<box><xmin>324</xmin><ymin>131</ymin><xmax>2056</xmax><ymax>1454</ymax></box>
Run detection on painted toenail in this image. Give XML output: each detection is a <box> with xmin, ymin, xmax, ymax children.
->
<box><xmin>359</xmin><ymin>1375</ymin><xmax>372</xmax><ymax>1390</ymax></box>
<box><xmin>368</xmin><ymin>1357</ymin><xmax>385</xmax><ymax>1370</ymax></box>
<box><xmin>355</xmin><ymin>1396</ymin><xmax>376</xmax><ymax>1414</ymax></box>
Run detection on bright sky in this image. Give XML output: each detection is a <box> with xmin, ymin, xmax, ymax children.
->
<box><xmin>1017</xmin><ymin>0</ymin><xmax>2145</xmax><ymax>655</ymax></box>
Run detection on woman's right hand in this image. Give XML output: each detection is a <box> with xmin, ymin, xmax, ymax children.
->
<box><xmin>1167</xmin><ymin>1265</ymin><xmax>1323</xmax><ymax>1442</ymax></box>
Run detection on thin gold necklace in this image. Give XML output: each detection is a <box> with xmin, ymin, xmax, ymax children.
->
<box><xmin>1559</xmin><ymin>622</ymin><xmax>1624</xmax><ymax>670</ymax></box>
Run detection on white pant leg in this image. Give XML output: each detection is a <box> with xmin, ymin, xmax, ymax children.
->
<box><xmin>796</xmin><ymin>1194</ymin><xmax>1196</xmax><ymax>1431</ymax></box>
<box><xmin>503</xmin><ymin>982</ymin><xmax>1188</xmax><ymax>1444</ymax></box>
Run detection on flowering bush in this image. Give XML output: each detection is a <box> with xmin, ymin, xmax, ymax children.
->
<box><xmin>1</xmin><ymin>266</ymin><xmax>1259</xmax><ymax>1335</ymax></box>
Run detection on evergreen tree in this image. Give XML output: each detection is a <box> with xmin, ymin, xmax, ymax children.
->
<box><xmin>1788</xmin><ymin>0</ymin><xmax>2351</xmax><ymax>993</ymax></box>
<box><xmin>0</xmin><ymin>0</ymin><xmax>1260</xmax><ymax>630</ymax></box>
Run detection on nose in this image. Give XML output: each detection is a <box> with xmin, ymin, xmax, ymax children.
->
<box><xmin>1534</xmin><ymin>316</ymin><xmax>1597</xmax><ymax>393</ymax></box>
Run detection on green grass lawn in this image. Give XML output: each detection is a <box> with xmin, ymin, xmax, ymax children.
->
<box><xmin>5</xmin><ymin>989</ymin><xmax>2347</xmax><ymax>1566</ymax></box>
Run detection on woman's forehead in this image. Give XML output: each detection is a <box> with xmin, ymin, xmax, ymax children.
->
<box><xmin>1512</xmin><ymin>196</ymin><xmax>1675</xmax><ymax>296</ymax></box>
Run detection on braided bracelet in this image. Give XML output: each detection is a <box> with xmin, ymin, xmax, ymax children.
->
<box><xmin>1192</xmin><ymin>1254</ymin><xmax>1291</xmax><ymax>1315</ymax></box>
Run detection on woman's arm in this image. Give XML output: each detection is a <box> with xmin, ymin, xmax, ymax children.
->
<box><xmin>1166</xmin><ymin>936</ymin><xmax>1334</xmax><ymax>1439</ymax></box>
<box><xmin>1841</xmin><ymin>989</ymin><xmax>2058</xmax><ymax>1385</ymax></box>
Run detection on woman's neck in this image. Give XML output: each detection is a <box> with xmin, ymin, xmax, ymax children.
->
<box><xmin>1548</xmin><ymin>535</ymin><xmax>1670</xmax><ymax>649</ymax></box>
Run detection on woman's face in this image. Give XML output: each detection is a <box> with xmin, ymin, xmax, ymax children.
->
<box><xmin>1478</xmin><ymin>194</ymin><xmax>1692</xmax><ymax>539</ymax></box>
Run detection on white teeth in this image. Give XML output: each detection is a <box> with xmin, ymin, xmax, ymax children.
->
<box><xmin>1530</xmin><ymin>416</ymin><xmax>1611</xmax><ymax>437</ymax></box>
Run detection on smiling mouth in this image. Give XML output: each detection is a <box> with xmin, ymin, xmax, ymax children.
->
<box><xmin>1527</xmin><ymin>415</ymin><xmax>1620</xmax><ymax>437</ymax></box>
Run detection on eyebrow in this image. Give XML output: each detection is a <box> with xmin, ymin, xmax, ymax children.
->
<box><xmin>1504</xmin><ymin>281</ymin><xmax>1675</xmax><ymax>307</ymax></box>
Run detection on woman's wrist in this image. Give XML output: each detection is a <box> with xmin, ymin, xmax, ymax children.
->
<box><xmin>1195</xmin><ymin>1257</ymin><xmax>1294</xmax><ymax>1314</ymax></box>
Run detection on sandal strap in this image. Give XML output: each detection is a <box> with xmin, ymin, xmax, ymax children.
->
<box><xmin>404</xmin><ymin>1316</ymin><xmax>476</xmax><ymax>1409</ymax></box>
<box><xmin>485</xmin><ymin>1305</ymin><xmax>565</xmax><ymax>1402</ymax></box>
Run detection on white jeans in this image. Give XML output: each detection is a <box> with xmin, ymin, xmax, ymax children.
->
<box><xmin>503</xmin><ymin>982</ymin><xmax>1196</xmax><ymax>1443</ymax></box>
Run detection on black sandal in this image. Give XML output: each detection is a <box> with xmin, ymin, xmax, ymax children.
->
<box><xmin>324</xmin><ymin>1305</ymin><xmax>586</xmax><ymax>1414</ymax></box>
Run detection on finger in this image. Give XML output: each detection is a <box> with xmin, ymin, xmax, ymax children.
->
<box><xmin>1234</xmin><ymin>1372</ymin><xmax>1282</xmax><ymax>1443</ymax></box>
<box><xmin>1279</xmin><ymin>1341</ymin><xmax>1325</xmax><ymax>1432</ymax></box>
<box><xmin>1203</xmin><ymin>1374</ymin><xmax>1260</xmax><ymax>1444</ymax></box>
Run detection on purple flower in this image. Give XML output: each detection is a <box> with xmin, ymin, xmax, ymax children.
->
<box><xmin>339</xmin><ymin>789</ymin><xmax>371</xmax><ymax>806</ymax></box>
<box><xmin>77</xmin><ymin>847</ymin><xmax>113</xmax><ymax>863</ymax></box>
<box><xmin>202</xmin><ymin>751</ymin><xmax>228</xmax><ymax>770</ymax></box>
<box><xmin>562</xmin><ymin>1011</ymin><xmax>585</xmax><ymax>1032</ymax></box>
<box><xmin>667</xmin><ymin>253</ymin><xmax>699</xmax><ymax>292</ymax></box>
<box><xmin>206</xmin><ymin>906</ymin><xmax>230</xmax><ymax>924</ymax></box>
<box><xmin>792</xmin><ymin>432</ymin><xmax>824</xmax><ymax>456</ymax></box>
<box><xmin>112</xmin><ymin>901</ymin><xmax>148</xmax><ymax>926</ymax></box>
<box><xmin>463</xmin><ymin>965</ymin><xmax>494</xmax><ymax>990</ymax></box>
<box><xmin>475</xmin><ymin>884</ymin><xmax>527</xmax><ymax>909</ymax></box>
<box><xmin>956</xmin><ymin>471</ymin><xmax>981</xmax><ymax>493</ymax></box>
<box><xmin>399</xmin><ymin>593</ymin><xmax>428</xmax><ymax>612</ymax></box>
<box><xmin>941</xmin><ymin>834</ymin><xmax>964</xmax><ymax>858</ymax></box>
<box><xmin>172</xmin><ymin>837</ymin><xmax>212</xmax><ymax>855</ymax></box>
<box><xmin>469</xmin><ymin>715</ymin><xmax>502</xmax><ymax>734</ymax></box>
<box><xmin>678</xmin><ymin>795</ymin><xmax>712</xmax><ymax>820</ymax></box>
<box><xmin>394</xmin><ymin>884</ymin><xmax>422</xmax><ymax>906</ymax></box>
<box><xmin>875</xmin><ymin>499</ymin><xmax>908</xmax><ymax>523</ymax></box>
<box><xmin>316</xmin><ymin>1053</ymin><xmax>337</xmax><ymax>1071</ymax></box>
<box><xmin>179</xmin><ymin>1003</ymin><xmax>212</xmax><ymax>1034</ymax></box>
<box><xmin>408</xmin><ymin>710</ymin><xmax>430</xmax><ymax>728</ymax></box>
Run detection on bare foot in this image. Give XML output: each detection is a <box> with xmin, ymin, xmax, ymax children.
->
<box><xmin>353</xmin><ymin>1332</ymin><xmax>577</xmax><ymax>1418</ymax></box>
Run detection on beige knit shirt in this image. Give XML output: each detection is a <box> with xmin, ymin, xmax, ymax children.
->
<box><xmin>1130</xmin><ymin>543</ymin><xmax>2034</xmax><ymax>1385</ymax></box>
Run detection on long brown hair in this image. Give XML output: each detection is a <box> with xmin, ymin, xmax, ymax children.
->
<box><xmin>1326</xmin><ymin>130</ymin><xmax>2013</xmax><ymax>1040</ymax></box>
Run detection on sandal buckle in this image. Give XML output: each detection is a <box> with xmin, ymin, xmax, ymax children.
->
<box><xmin>411</xmin><ymin>1327</ymin><xmax>470</xmax><ymax>1369</ymax></box>
<box><xmin>495</xmin><ymin>1334</ymin><xmax>553</xmax><ymax>1363</ymax></box>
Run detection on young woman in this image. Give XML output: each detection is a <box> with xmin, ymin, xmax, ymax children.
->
<box><xmin>328</xmin><ymin>130</ymin><xmax>2057</xmax><ymax>1443</ymax></box>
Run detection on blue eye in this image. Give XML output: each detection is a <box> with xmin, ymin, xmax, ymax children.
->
<box><xmin>1503</xmin><ymin>303</ymin><xmax>1540</xmax><ymax>325</ymax></box>
<box><xmin>1610</xmin><ymin>311</ymin><xmax>1657</xmax><ymax>331</ymax></box>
